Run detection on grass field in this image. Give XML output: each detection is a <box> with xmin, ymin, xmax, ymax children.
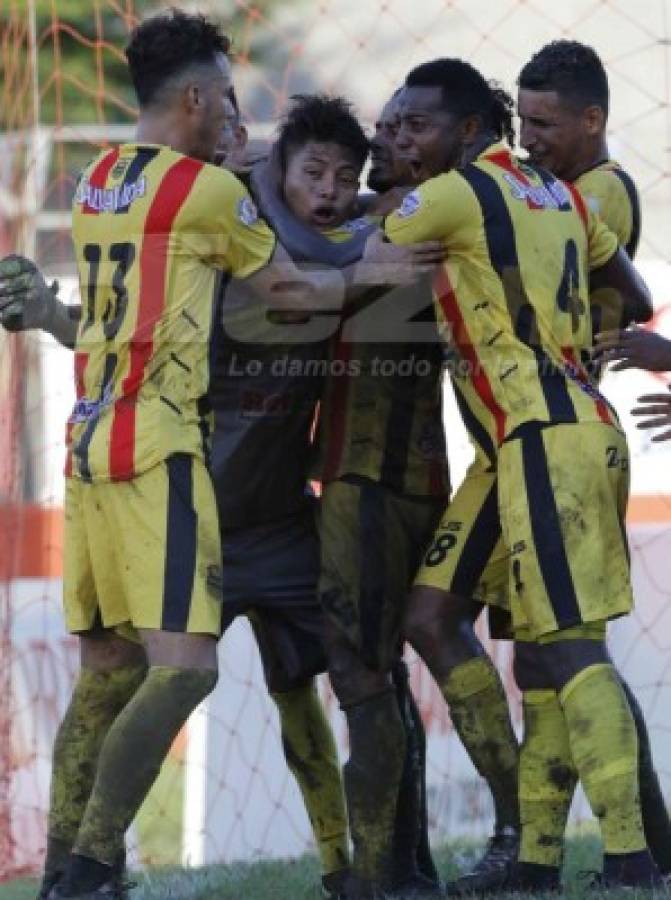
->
<box><xmin>0</xmin><ymin>833</ymin><xmax>666</xmax><ymax>899</ymax></box>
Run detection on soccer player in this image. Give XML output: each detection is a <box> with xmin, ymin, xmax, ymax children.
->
<box><xmin>373</xmin><ymin>87</ymin><xmax>527</xmax><ymax>898</ymax></box>
<box><xmin>517</xmin><ymin>39</ymin><xmax>671</xmax><ymax>880</ymax></box>
<box><xmin>253</xmin><ymin>93</ymin><xmax>446</xmax><ymax>897</ymax></box>
<box><xmin>207</xmin><ymin>93</ymin><xmax>355</xmax><ymax>900</ymax></box>
<box><xmin>384</xmin><ymin>57</ymin><xmax>661</xmax><ymax>893</ymax></box>
<box><xmin>28</xmin><ymin>10</ymin><xmax>281</xmax><ymax>899</ymax></box>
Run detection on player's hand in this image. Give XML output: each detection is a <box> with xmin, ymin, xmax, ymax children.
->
<box><xmin>0</xmin><ymin>255</ymin><xmax>58</xmax><ymax>332</ymax></box>
<box><xmin>363</xmin><ymin>186</ymin><xmax>412</xmax><ymax>217</ymax></box>
<box><xmin>593</xmin><ymin>326</ymin><xmax>671</xmax><ymax>372</ymax></box>
<box><xmin>631</xmin><ymin>388</ymin><xmax>671</xmax><ymax>441</ymax></box>
<box><xmin>220</xmin><ymin>138</ymin><xmax>271</xmax><ymax>176</ymax></box>
<box><xmin>358</xmin><ymin>231</ymin><xmax>445</xmax><ymax>285</ymax></box>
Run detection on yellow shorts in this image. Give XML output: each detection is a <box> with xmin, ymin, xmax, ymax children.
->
<box><xmin>414</xmin><ymin>452</ymin><xmax>510</xmax><ymax>614</ymax></box>
<box><xmin>499</xmin><ymin>422</ymin><xmax>633</xmax><ymax>640</ymax></box>
<box><xmin>64</xmin><ymin>454</ymin><xmax>223</xmax><ymax>637</ymax></box>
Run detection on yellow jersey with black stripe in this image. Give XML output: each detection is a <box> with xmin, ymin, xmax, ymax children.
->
<box><xmin>385</xmin><ymin>143</ymin><xmax>619</xmax><ymax>457</ymax></box>
<box><xmin>315</xmin><ymin>217</ymin><xmax>450</xmax><ymax>497</ymax></box>
<box><xmin>575</xmin><ymin>160</ymin><xmax>641</xmax><ymax>259</ymax></box>
<box><xmin>67</xmin><ymin>143</ymin><xmax>275</xmax><ymax>483</ymax></box>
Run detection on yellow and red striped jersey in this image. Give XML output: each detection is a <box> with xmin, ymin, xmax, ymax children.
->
<box><xmin>575</xmin><ymin>160</ymin><xmax>640</xmax><ymax>259</ymax></box>
<box><xmin>385</xmin><ymin>143</ymin><xmax>619</xmax><ymax>459</ymax></box>
<box><xmin>314</xmin><ymin>218</ymin><xmax>449</xmax><ymax>497</ymax></box>
<box><xmin>67</xmin><ymin>143</ymin><xmax>275</xmax><ymax>482</ymax></box>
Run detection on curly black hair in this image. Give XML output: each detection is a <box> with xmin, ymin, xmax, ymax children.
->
<box><xmin>518</xmin><ymin>40</ymin><xmax>609</xmax><ymax>116</ymax></box>
<box><xmin>405</xmin><ymin>58</ymin><xmax>516</xmax><ymax>147</ymax></box>
<box><xmin>277</xmin><ymin>94</ymin><xmax>370</xmax><ymax>173</ymax></box>
<box><xmin>125</xmin><ymin>8</ymin><xmax>231</xmax><ymax>108</ymax></box>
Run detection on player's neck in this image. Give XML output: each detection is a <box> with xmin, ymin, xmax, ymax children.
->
<box><xmin>571</xmin><ymin>136</ymin><xmax>610</xmax><ymax>181</ymax></box>
<box><xmin>461</xmin><ymin>131</ymin><xmax>499</xmax><ymax>167</ymax></box>
<box><xmin>135</xmin><ymin>111</ymin><xmax>193</xmax><ymax>158</ymax></box>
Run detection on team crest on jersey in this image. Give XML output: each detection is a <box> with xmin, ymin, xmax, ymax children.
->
<box><xmin>111</xmin><ymin>160</ymin><xmax>129</xmax><ymax>179</ymax></box>
<box><xmin>396</xmin><ymin>190</ymin><xmax>421</xmax><ymax>218</ymax></box>
<box><xmin>237</xmin><ymin>196</ymin><xmax>259</xmax><ymax>226</ymax></box>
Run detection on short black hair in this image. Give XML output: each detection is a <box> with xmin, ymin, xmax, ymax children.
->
<box><xmin>405</xmin><ymin>58</ymin><xmax>515</xmax><ymax>147</ymax></box>
<box><xmin>518</xmin><ymin>41</ymin><xmax>609</xmax><ymax>117</ymax></box>
<box><xmin>277</xmin><ymin>94</ymin><xmax>370</xmax><ymax>173</ymax></box>
<box><xmin>125</xmin><ymin>8</ymin><xmax>231</xmax><ymax>108</ymax></box>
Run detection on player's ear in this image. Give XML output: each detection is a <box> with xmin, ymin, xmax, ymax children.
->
<box><xmin>459</xmin><ymin>114</ymin><xmax>481</xmax><ymax>146</ymax></box>
<box><xmin>235</xmin><ymin>123</ymin><xmax>249</xmax><ymax>151</ymax></box>
<box><xmin>583</xmin><ymin>104</ymin><xmax>605</xmax><ymax>136</ymax></box>
<box><xmin>183</xmin><ymin>80</ymin><xmax>202</xmax><ymax>114</ymax></box>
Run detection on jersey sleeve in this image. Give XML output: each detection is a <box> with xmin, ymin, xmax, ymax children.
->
<box><xmin>384</xmin><ymin>172</ymin><xmax>479</xmax><ymax>250</ymax></box>
<box><xmin>586</xmin><ymin>204</ymin><xmax>619</xmax><ymax>270</ymax></box>
<box><xmin>182</xmin><ymin>166</ymin><xmax>276</xmax><ymax>278</ymax></box>
<box><xmin>578</xmin><ymin>169</ymin><xmax>634</xmax><ymax>249</ymax></box>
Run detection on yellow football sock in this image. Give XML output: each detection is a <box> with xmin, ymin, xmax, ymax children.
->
<box><xmin>272</xmin><ymin>683</ymin><xmax>349</xmax><ymax>875</ymax></box>
<box><xmin>519</xmin><ymin>690</ymin><xmax>577</xmax><ymax>866</ymax></box>
<box><xmin>441</xmin><ymin>657</ymin><xmax>519</xmax><ymax>829</ymax></box>
<box><xmin>47</xmin><ymin>664</ymin><xmax>146</xmax><ymax>861</ymax></box>
<box><xmin>560</xmin><ymin>664</ymin><xmax>645</xmax><ymax>854</ymax></box>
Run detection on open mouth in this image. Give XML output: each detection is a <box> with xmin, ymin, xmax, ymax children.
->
<box><xmin>311</xmin><ymin>205</ymin><xmax>338</xmax><ymax>227</ymax></box>
<box><xmin>405</xmin><ymin>158</ymin><xmax>424</xmax><ymax>181</ymax></box>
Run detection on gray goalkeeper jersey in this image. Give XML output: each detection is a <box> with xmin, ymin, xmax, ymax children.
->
<box><xmin>208</xmin><ymin>274</ymin><xmax>327</xmax><ymax>529</ymax></box>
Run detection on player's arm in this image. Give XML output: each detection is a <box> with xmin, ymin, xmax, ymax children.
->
<box><xmin>593</xmin><ymin>326</ymin><xmax>671</xmax><ymax>372</ymax></box>
<box><xmin>589</xmin><ymin>247</ymin><xmax>652</xmax><ymax>326</ymax></box>
<box><xmin>631</xmin><ymin>388</ymin><xmax>671</xmax><ymax>441</ymax></box>
<box><xmin>242</xmin><ymin>230</ymin><xmax>443</xmax><ymax>315</ymax></box>
<box><xmin>0</xmin><ymin>255</ymin><xmax>80</xmax><ymax>348</ymax></box>
<box><xmin>248</xmin><ymin>157</ymin><xmax>444</xmax><ymax>299</ymax></box>
<box><xmin>384</xmin><ymin>172</ymin><xmax>475</xmax><ymax>251</ymax></box>
<box><xmin>586</xmin><ymin>205</ymin><xmax>652</xmax><ymax>327</ymax></box>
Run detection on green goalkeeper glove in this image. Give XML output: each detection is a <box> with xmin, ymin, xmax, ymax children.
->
<box><xmin>0</xmin><ymin>254</ymin><xmax>59</xmax><ymax>332</ymax></box>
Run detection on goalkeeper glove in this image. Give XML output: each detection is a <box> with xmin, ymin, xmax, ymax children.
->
<box><xmin>0</xmin><ymin>254</ymin><xmax>59</xmax><ymax>332</ymax></box>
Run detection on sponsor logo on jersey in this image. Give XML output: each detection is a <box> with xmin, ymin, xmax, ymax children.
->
<box><xmin>74</xmin><ymin>175</ymin><xmax>147</xmax><ymax>212</ymax></box>
<box><xmin>396</xmin><ymin>190</ymin><xmax>421</xmax><ymax>218</ymax></box>
<box><xmin>69</xmin><ymin>385</ymin><xmax>113</xmax><ymax>422</ymax></box>
<box><xmin>237</xmin><ymin>196</ymin><xmax>260</xmax><ymax>226</ymax></box>
<box><xmin>502</xmin><ymin>173</ymin><xmax>571</xmax><ymax>211</ymax></box>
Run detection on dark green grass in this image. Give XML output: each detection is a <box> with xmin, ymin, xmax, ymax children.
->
<box><xmin>1</xmin><ymin>833</ymin><xmax>667</xmax><ymax>899</ymax></box>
